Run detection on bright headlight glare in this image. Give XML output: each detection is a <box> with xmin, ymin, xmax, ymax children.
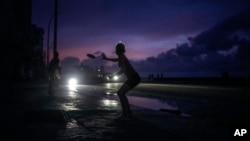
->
<box><xmin>68</xmin><ymin>78</ymin><xmax>77</xmax><ymax>85</ymax></box>
<box><xmin>113</xmin><ymin>75</ymin><xmax>119</xmax><ymax>81</ymax></box>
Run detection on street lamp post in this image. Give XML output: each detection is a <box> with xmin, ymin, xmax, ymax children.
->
<box><xmin>47</xmin><ymin>15</ymin><xmax>54</xmax><ymax>67</ymax></box>
<box><xmin>53</xmin><ymin>0</ymin><xmax>58</xmax><ymax>57</ymax></box>
<box><xmin>47</xmin><ymin>0</ymin><xmax>58</xmax><ymax>66</ymax></box>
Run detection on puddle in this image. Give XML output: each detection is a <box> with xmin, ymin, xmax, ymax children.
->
<box><xmin>127</xmin><ymin>96</ymin><xmax>191</xmax><ymax>117</ymax></box>
<box><xmin>128</xmin><ymin>96</ymin><xmax>178</xmax><ymax>111</ymax></box>
<box><xmin>104</xmin><ymin>88</ymin><xmax>179</xmax><ymax>113</ymax></box>
<box><xmin>61</xmin><ymin>102</ymin><xmax>81</xmax><ymax>111</ymax></box>
<box><xmin>100</xmin><ymin>99</ymin><xmax>118</xmax><ymax>107</ymax></box>
<box><xmin>105</xmin><ymin>89</ymin><xmax>117</xmax><ymax>95</ymax></box>
<box><xmin>101</xmin><ymin>86</ymin><xmax>191</xmax><ymax>117</ymax></box>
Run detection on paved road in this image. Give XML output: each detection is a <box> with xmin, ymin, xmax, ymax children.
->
<box><xmin>74</xmin><ymin>82</ymin><xmax>250</xmax><ymax>126</ymax></box>
<box><xmin>66</xmin><ymin>82</ymin><xmax>250</xmax><ymax>140</ymax></box>
<box><xmin>1</xmin><ymin>81</ymin><xmax>249</xmax><ymax>141</ymax></box>
<box><xmin>95</xmin><ymin>82</ymin><xmax>250</xmax><ymax>100</ymax></box>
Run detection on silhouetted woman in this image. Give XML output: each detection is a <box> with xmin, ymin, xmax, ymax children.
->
<box><xmin>102</xmin><ymin>42</ymin><xmax>141</xmax><ymax>119</ymax></box>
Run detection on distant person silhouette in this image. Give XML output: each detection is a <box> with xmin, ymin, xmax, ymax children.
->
<box><xmin>102</xmin><ymin>42</ymin><xmax>141</xmax><ymax>119</ymax></box>
<box><xmin>48</xmin><ymin>52</ymin><xmax>61</xmax><ymax>95</ymax></box>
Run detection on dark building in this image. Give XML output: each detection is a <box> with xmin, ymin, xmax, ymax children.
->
<box><xmin>0</xmin><ymin>0</ymin><xmax>45</xmax><ymax>81</ymax></box>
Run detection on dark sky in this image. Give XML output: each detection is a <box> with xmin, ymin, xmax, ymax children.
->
<box><xmin>32</xmin><ymin>0</ymin><xmax>250</xmax><ymax>76</ymax></box>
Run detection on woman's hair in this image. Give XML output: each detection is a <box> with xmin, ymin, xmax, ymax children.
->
<box><xmin>116</xmin><ymin>42</ymin><xmax>126</xmax><ymax>55</ymax></box>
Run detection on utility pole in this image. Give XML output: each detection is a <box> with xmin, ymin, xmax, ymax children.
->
<box><xmin>53</xmin><ymin>0</ymin><xmax>58</xmax><ymax>57</ymax></box>
<box><xmin>47</xmin><ymin>16</ymin><xmax>53</xmax><ymax>67</ymax></box>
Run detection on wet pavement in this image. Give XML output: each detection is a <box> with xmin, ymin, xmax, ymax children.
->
<box><xmin>1</xmin><ymin>81</ymin><xmax>250</xmax><ymax>141</ymax></box>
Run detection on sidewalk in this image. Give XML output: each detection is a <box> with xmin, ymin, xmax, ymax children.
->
<box><xmin>1</xmin><ymin>81</ymin><xmax>231</xmax><ymax>141</ymax></box>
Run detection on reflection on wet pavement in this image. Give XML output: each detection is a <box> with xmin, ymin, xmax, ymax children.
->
<box><xmin>100</xmin><ymin>99</ymin><xmax>118</xmax><ymax>107</ymax></box>
<box><xmin>68</xmin><ymin>91</ymin><xmax>78</xmax><ymax>98</ymax></box>
<box><xmin>100</xmin><ymin>83</ymin><xmax>189</xmax><ymax>116</ymax></box>
<box><xmin>61</xmin><ymin>102</ymin><xmax>81</xmax><ymax>111</ymax></box>
<box><xmin>58</xmin><ymin>119</ymin><xmax>94</xmax><ymax>140</ymax></box>
<box><xmin>68</xmin><ymin>85</ymin><xmax>77</xmax><ymax>92</ymax></box>
<box><xmin>105</xmin><ymin>83</ymin><xmax>121</xmax><ymax>89</ymax></box>
<box><xmin>127</xmin><ymin>96</ymin><xmax>191</xmax><ymax>117</ymax></box>
<box><xmin>105</xmin><ymin>89</ymin><xmax>117</xmax><ymax>95</ymax></box>
<box><xmin>65</xmin><ymin>83</ymin><xmax>191</xmax><ymax>117</ymax></box>
<box><xmin>60</xmin><ymin>110</ymin><xmax>119</xmax><ymax>140</ymax></box>
<box><xmin>128</xmin><ymin>96</ymin><xmax>178</xmax><ymax>111</ymax></box>
<box><xmin>59</xmin><ymin>82</ymin><xmax>191</xmax><ymax>140</ymax></box>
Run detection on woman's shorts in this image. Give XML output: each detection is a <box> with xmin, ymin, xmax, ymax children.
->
<box><xmin>125</xmin><ymin>74</ymin><xmax>141</xmax><ymax>89</ymax></box>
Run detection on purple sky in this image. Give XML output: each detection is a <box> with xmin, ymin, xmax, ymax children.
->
<box><xmin>32</xmin><ymin>0</ymin><xmax>249</xmax><ymax>61</ymax></box>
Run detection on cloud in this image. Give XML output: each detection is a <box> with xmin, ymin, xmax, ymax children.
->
<box><xmin>130</xmin><ymin>10</ymin><xmax>250</xmax><ymax>76</ymax></box>
<box><xmin>32</xmin><ymin>0</ymin><xmax>250</xmax><ymax>77</ymax></box>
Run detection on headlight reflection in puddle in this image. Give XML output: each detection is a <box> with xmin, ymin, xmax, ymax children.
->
<box><xmin>105</xmin><ymin>83</ymin><xmax>121</xmax><ymax>90</ymax></box>
<box><xmin>62</xmin><ymin>102</ymin><xmax>80</xmax><ymax>110</ymax></box>
<box><xmin>101</xmin><ymin>99</ymin><xmax>118</xmax><ymax>107</ymax></box>
<box><xmin>68</xmin><ymin>91</ymin><xmax>77</xmax><ymax>98</ymax></box>
<box><xmin>68</xmin><ymin>85</ymin><xmax>77</xmax><ymax>91</ymax></box>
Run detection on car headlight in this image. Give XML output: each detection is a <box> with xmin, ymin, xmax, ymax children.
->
<box><xmin>113</xmin><ymin>75</ymin><xmax>119</xmax><ymax>81</ymax></box>
<box><xmin>68</xmin><ymin>78</ymin><xmax>77</xmax><ymax>86</ymax></box>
